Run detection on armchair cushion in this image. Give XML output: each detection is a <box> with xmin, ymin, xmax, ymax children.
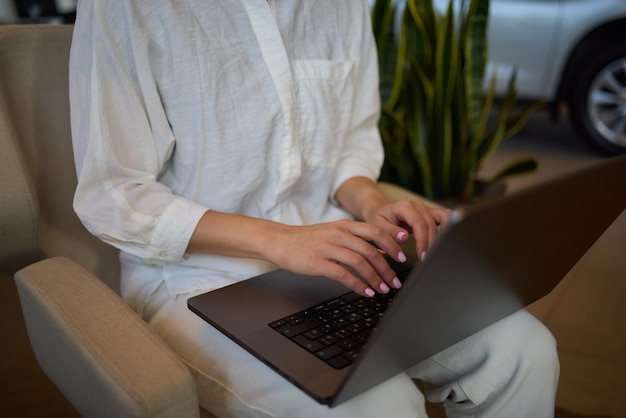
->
<box><xmin>0</xmin><ymin>24</ymin><xmax>121</xmax><ymax>290</ymax></box>
<box><xmin>14</xmin><ymin>257</ymin><xmax>200</xmax><ymax>418</ymax></box>
<box><xmin>378</xmin><ymin>182</ymin><xmax>445</xmax><ymax>209</ymax></box>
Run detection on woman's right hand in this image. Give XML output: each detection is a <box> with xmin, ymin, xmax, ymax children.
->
<box><xmin>187</xmin><ymin>211</ymin><xmax>405</xmax><ymax>297</ymax></box>
<box><xmin>267</xmin><ymin>219</ymin><xmax>407</xmax><ymax>297</ymax></box>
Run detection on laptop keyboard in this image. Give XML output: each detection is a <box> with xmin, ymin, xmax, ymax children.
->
<box><xmin>268</xmin><ymin>288</ymin><xmax>399</xmax><ymax>369</ymax></box>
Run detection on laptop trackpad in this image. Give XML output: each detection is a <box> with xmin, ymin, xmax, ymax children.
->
<box><xmin>188</xmin><ymin>270</ymin><xmax>350</xmax><ymax>336</ymax></box>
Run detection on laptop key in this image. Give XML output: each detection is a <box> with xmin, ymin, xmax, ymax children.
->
<box><xmin>268</xmin><ymin>289</ymin><xmax>397</xmax><ymax>369</ymax></box>
<box><xmin>315</xmin><ymin>344</ymin><xmax>344</xmax><ymax>361</ymax></box>
<box><xmin>338</xmin><ymin>338</ymin><xmax>359</xmax><ymax>351</ymax></box>
<box><xmin>278</xmin><ymin>320</ymin><xmax>317</xmax><ymax>337</ymax></box>
<box><xmin>327</xmin><ymin>355</ymin><xmax>352</xmax><ymax>370</ymax></box>
<box><xmin>303</xmin><ymin>329</ymin><xmax>324</xmax><ymax>340</ymax></box>
<box><xmin>344</xmin><ymin>349</ymin><xmax>360</xmax><ymax>361</ymax></box>
<box><xmin>326</xmin><ymin>298</ymin><xmax>346</xmax><ymax>309</ymax></box>
<box><xmin>268</xmin><ymin>319</ymin><xmax>287</xmax><ymax>328</ymax></box>
<box><xmin>292</xmin><ymin>335</ymin><xmax>325</xmax><ymax>353</ymax></box>
<box><xmin>320</xmin><ymin>334</ymin><xmax>339</xmax><ymax>346</ymax></box>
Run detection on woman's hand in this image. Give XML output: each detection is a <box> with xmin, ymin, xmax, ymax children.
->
<box><xmin>187</xmin><ymin>177</ymin><xmax>452</xmax><ymax>298</ymax></box>
<box><xmin>363</xmin><ymin>199</ymin><xmax>451</xmax><ymax>262</ymax></box>
<box><xmin>335</xmin><ymin>176</ymin><xmax>452</xmax><ymax>265</ymax></box>
<box><xmin>187</xmin><ymin>211</ymin><xmax>405</xmax><ymax>298</ymax></box>
<box><xmin>268</xmin><ymin>220</ymin><xmax>406</xmax><ymax>298</ymax></box>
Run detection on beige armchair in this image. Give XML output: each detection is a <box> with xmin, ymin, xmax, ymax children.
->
<box><xmin>0</xmin><ymin>24</ymin><xmax>424</xmax><ymax>418</ymax></box>
<box><xmin>0</xmin><ymin>24</ymin><xmax>206</xmax><ymax>418</ymax></box>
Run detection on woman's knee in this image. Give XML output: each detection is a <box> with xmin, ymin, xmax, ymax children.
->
<box><xmin>506</xmin><ymin>310</ymin><xmax>559</xmax><ymax>371</ymax></box>
<box><xmin>511</xmin><ymin>311</ymin><xmax>560</xmax><ymax>386</ymax></box>
<box><xmin>408</xmin><ymin>309</ymin><xmax>559</xmax><ymax>412</ymax></box>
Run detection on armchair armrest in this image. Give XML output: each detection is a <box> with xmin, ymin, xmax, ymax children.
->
<box><xmin>378</xmin><ymin>181</ymin><xmax>445</xmax><ymax>209</ymax></box>
<box><xmin>14</xmin><ymin>257</ymin><xmax>200</xmax><ymax>418</ymax></box>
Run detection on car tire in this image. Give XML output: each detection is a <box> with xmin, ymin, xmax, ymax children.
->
<box><xmin>569</xmin><ymin>43</ymin><xmax>626</xmax><ymax>155</ymax></box>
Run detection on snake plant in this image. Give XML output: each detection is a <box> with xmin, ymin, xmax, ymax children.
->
<box><xmin>372</xmin><ymin>0</ymin><xmax>542</xmax><ymax>202</ymax></box>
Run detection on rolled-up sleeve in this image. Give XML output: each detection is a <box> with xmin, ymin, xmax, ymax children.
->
<box><xmin>69</xmin><ymin>1</ymin><xmax>207</xmax><ymax>263</ymax></box>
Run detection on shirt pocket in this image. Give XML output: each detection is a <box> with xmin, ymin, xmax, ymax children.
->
<box><xmin>292</xmin><ymin>60</ymin><xmax>359</xmax><ymax>167</ymax></box>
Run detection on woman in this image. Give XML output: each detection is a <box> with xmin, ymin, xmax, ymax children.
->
<box><xmin>69</xmin><ymin>1</ymin><xmax>559</xmax><ymax>416</ymax></box>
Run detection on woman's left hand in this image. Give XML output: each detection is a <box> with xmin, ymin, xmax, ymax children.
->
<box><xmin>363</xmin><ymin>199</ymin><xmax>452</xmax><ymax>262</ymax></box>
<box><xmin>335</xmin><ymin>176</ymin><xmax>452</xmax><ymax>263</ymax></box>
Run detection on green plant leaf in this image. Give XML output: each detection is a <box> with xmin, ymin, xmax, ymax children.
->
<box><xmin>373</xmin><ymin>0</ymin><xmax>542</xmax><ymax>201</ymax></box>
<box><xmin>408</xmin><ymin>0</ymin><xmax>437</xmax><ymax>66</ymax></box>
<box><xmin>372</xmin><ymin>0</ymin><xmax>399</xmax><ymax>104</ymax></box>
<box><xmin>503</xmin><ymin>100</ymin><xmax>547</xmax><ymax>138</ymax></box>
<box><xmin>474</xmin><ymin>70</ymin><xmax>520</xmax><ymax>172</ymax></box>
<box><xmin>463</xmin><ymin>0</ymin><xmax>489</xmax><ymax>139</ymax></box>
<box><xmin>432</xmin><ymin>1</ymin><xmax>460</xmax><ymax>196</ymax></box>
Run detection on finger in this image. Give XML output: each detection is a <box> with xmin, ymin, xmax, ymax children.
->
<box><xmin>386</xmin><ymin>201</ymin><xmax>438</xmax><ymax>260</ymax></box>
<box><xmin>333</xmin><ymin>240</ymin><xmax>398</xmax><ymax>294</ymax></box>
<box><xmin>352</xmin><ymin>216</ymin><xmax>410</xmax><ymax>263</ymax></box>
<box><xmin>385</xmin><ymin>224</ymin><xmax>411</xmax><ymax>244</ymax></box>
<box><xmin>319</xmin><ymin>258</ymin><xmax>379</xmax><ymax>298</ymax></box>
<box><xmin>428</xmin><ymin>207</ymin><xmax>453</xmax><ymax>227</ymax></box>
<box><xmin>346</xmin><ymin>222</ymin><xmax>407</xmax><ymax>273</ymax></box>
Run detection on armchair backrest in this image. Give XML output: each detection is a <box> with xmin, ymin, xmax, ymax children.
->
<box><xmin>0</xmin><ymin>25</ymin><xmax>120</xmax><ymax>292</ymax></box>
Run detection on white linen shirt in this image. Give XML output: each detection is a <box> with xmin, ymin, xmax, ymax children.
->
<box><xmin>69</xmin><ymin>0</ymin><xmax>383</xmax><ymax>310</ymax></box>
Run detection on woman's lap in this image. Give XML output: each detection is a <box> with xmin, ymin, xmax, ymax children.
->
<box><xmin>141</xmin><ymin>283</ymin><xmax>558</xmax><ymax>418</ymax></box>
<box><xmin>144</xmin><ymin>284</ymin><xmax>427</xmax><ymax>418</ymax></box>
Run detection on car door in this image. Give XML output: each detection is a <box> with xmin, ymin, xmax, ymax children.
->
<box><xmin>487</xmin><ymin>0</ymin><xmax>562</xmax><ymax>98</ymax></box>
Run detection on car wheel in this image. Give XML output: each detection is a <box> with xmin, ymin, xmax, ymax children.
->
<box><xmin>570</xmin><ymin>43</ymin><xmax>626</xmax><ymax>155</ymax></box>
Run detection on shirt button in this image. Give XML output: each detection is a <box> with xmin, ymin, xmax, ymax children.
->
<box><xmin>159</xmin><ymin>250</ymin><xmax>168</xmax><ymax>258</ymax></box>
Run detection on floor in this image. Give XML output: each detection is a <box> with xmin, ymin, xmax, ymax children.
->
<box><xmin>1</xmin><ymin>109</ymin><xmax>624</xmax><ymax>417</ymax></box>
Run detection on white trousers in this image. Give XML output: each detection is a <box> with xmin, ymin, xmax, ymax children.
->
<box><xmin>141</xmin><ymin>283</ymin><xmax>559</xmax><ymax>418</ymax></box>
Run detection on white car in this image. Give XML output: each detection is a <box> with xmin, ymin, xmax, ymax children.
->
<box><xmin>435</xmin><ymin>0</ymin><xmax>626</xmax><ymax>155</ymax></box>
<box><xmin>385</xmin><ymin>0</ymin><xmax>626</xmax><ymax>154</ymax></box>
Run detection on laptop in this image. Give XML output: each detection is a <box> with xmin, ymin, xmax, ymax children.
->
<box><xmin>188</xmin><ymin>154</ymin><xmax>626</xmax><ymax>407</ymax></box>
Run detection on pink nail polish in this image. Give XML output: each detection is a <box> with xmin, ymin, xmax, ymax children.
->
<box><xmin>392</xmin><ymin>277</ymin><xmax>402</xmax><ymax>289</ymax></box>
<box><xmin>365</xmin><ymin>288</ymin><xmax>375</xmax><ymax>298</ymax></box>
<box><xmin>397</xmin><ymin>231</ymin><xmax>408</xmax><ymax>241</ymax></box>
<box><xmin>380</xmin><ymin>283</ymin><xmax>390</xmax><ymax>294</ymax></box>
<box><xmin>398</xmin><ymin>251</ymin><xmax>407</xmax><ymax>263</ymax></box>
<box><xmin>421</xmin><ymin>251</ymin><xmax>427</xmax><ymax>261</ymax></box>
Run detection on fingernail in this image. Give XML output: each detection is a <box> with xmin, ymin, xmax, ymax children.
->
<box><xmin>380</xmin><ymin>282</ymin><xmax>390</xmax><ymax>294</ymax></box>
<box><xmin>420</xmin><ymin>251</ymin><xmax>427</xmax><ymax>261</ymax></box>
<box><xmin>398</xmin><ymin>251</ymin><xmax>407</xmax><ymax>263</ymax></box>
<box><xmin>392</xmin><ymin>277</ymin><xmax>402</xmax><ymax>289</ymax></box>
<box><xmin>365</xmin><ymin>288</ymin><xmax>375</xmax><ymax>298</ymax></box>
<box><xmin>397</xmin><ymin>231</ymin><xmax>408</xmax><ymax>241</ymax></box>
